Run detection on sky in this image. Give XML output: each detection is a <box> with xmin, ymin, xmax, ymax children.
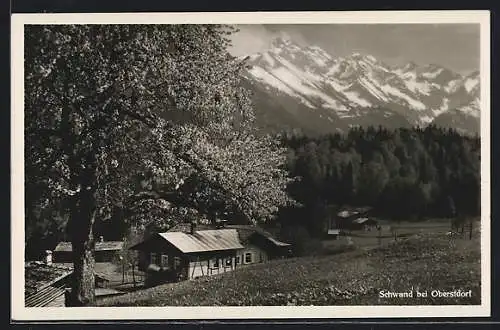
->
<box><xmin>228</xmin><ymin>24</ymin><xmax>480</xmax><ymax>75</ymax></box>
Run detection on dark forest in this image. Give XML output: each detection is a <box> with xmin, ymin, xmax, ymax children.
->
<box><xmin>277</xmin><ymin>125</ymin><xmax>480</xmax><ymax>238</ymax></box>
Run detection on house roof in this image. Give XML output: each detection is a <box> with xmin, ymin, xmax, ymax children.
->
<box><xmin>25</xmin><ymin>261</ymin><xmax>113</xmax><ymax>307</ymax></box>
<box><xmin>169</xmin><ymin>223</ymin><xmax>291</xmax><ymax>248</ymax></box>
<box><xmin>25</xmin><ymin>261</ymin><xmax>73</xmax><ymax>298</ymax></box>
<box><xmin>54</xmin><ymin>241</ymin><xmax>124</xmax><ymax>252</ymax></box>
<box><xmin>337</xmin><ymin>207</ymin><xmax>372</xmax><ymax>218</ymax></box>
<box><xmin>224</xmin><ymin>224</ymin><xmax>289</xmax><ymax>246</ymax></box>
<box><xmin>158</xmin><ymin>229</ymin><xmax>245</xmax><ymax>253</ymax></box>
<box><xmin>130</xmin><ymin>222</ymin><xmax>290</xmax><ymax>253</ymax></box>
<box><xmin>352</xmin><ymin>217</ymin><xmax>377</xmax><ymax>224</ymax></box>
<box><xmin>264</xmin><ymin>235</ymin><xmax>291</xmax><ymax>247</ymax></box>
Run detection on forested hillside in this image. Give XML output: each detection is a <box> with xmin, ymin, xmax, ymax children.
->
<box><xmin>278</xmin><ymin>125</ymin><xmax>480</xmax><ymax>236</ymax></box>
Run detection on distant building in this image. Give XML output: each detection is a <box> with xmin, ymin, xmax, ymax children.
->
<box><xmin>130</xmin><ymin>222</ymin><xmax>291</xmax><ymax>287</ymax></box>
<box><xmin>351</xmin><ymin>217</ymin><xmax>378</xmax><ymax>231</ymax></box>
<box><xmin>53</xmin><ymin>236</ymin><xmax>124</xmax><ymax>263</ymax></box>
<box><xmin>326</xmin><ymin>229</ymin><xmax>341</xmax><ymax>239</ymax></box>
<box><xmin>334</xmin><ymin>206</ymin><xmax>374</xmax><ymax>231</ymax></box>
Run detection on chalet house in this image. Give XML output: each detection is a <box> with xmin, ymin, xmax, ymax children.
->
<box><xmin>130</xmin><ymin>222</ymin><xmax>291</xmax><ymax>287</ymax></box>
<box><xmin>53</xmin><ymin>236</ymin><xmax>124</xmax><ymax>263</ymax></box>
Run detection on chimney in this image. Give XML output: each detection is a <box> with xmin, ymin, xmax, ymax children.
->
<box><xmin>99</xmin><ymin>236</ymin><xmax>104</xmax><ymax>243</ymax></box>
<box><xmin>45</xmin><ymin>250</ymin><xmax>53</xmax><ymax>266</ymax></box>
<box><xmin>190</xmin><ymin>221</ymin><xmax>196</xmax><ymax>234</ymax></box>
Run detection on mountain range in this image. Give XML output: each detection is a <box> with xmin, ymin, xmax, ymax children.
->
<box><xmin>242</xmin><ymin>36</ymin><xmax>480</xmax><ymax>136</ymax></box>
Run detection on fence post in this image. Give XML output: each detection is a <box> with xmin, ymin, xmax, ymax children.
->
<box><xmin>120</xmin><ymin>256</ymin><xmax>124</xmax><ymax>284</ymax></box>
<box><xmin>132</xmin><ymin>262</ymin><xmax>136</xmax><ymax>287</ymax></box>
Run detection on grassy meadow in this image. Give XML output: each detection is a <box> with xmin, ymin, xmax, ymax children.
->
<box><xmin>98</xmin><ymin>218</ymin><xmax>481</xmax><ymax>307</ymax></box>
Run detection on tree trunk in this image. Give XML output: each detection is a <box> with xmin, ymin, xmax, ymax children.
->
<box><xmin>69</xmin><ymin>186</ymin><xmax>98</xmax><ymax>306</ymax></box>
<box><xmin>69</xmin><ymin>237</ymin><xmax>96</xmax><ymax>306</ymax></box>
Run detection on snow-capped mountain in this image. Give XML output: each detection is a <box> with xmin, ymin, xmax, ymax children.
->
<box><xmin>243</xmin><ymin>36</ymin><xmax>480</xmax><ymax>135</ymax></box>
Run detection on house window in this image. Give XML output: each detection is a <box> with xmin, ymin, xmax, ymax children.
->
<box><xmin>235</xmin><ymin>256</ymin><xmax>240</xmax><ymax>265</ymax></box>
<box><xmin>213</xmin><ymin>258</ymin><xmax>219</xmax><ymax>268</ymax></box>
<box><xmin>161</xmin><ymin>254</ymin><xmax>169</xmax><ymax>268</ymax></box>
<box><xmin>150</xmin><ymin>252</ymin><xmax>157</xmax><ymax>265</ymax></box>
<box><xmin>174</xmin><ymin>257</ymin><xmax>181</xmax><ymax>270</ymax></box>
<box><xmin>244</xmin><ymin>252</ymin><xmax>253</xmax><ymax>264</ymax></box>
<box><xmin>225</xmin><ymin>258</ymin><xmax>232</xmax><ymax>267</ymax></box>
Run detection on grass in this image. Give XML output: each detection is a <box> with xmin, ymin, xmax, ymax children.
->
<box><xmin>98</xmin><ymin>226</ymin><xmax>481</xmax><ymax>306</ymax></box>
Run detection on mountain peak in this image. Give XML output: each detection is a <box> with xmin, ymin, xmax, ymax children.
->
<box><xmin>304</xmin><ymin>44</ymin><xmax>334</xmax><ymax>62</ymax></box>
<box><xmin>348</xmin><ymin>52</ymin><xmax>378</xmax><ymax>64</ymax></box>
<box><xmin>243</xmin><ymin>42</ymin><xmax>479</xmax><ymax>135</ymax></box>
<box><xmin>270</xmin><ymin>32</ymin><xmax>296</xmax><ymax>48</ymax></box>
<box><xmin>401</xmin><ymin>61</ymin><xmax>418</xmax><ymax>72</ymax></box>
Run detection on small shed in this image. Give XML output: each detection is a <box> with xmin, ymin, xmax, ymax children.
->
<box><xmin>24</xmin><ymin>261</ymin><xmax>112</xmax><ymax>307</ymax></box>
<box><xmin>25</xmin><ymin>262</ymin><xmax>73</xmax><ymax>307</ymax></box>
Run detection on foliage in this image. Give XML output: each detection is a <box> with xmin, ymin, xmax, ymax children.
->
<box><xmin>25</xmin><ymin>24</ymin><xmax>293</xmax><ymax>305</ymax></box>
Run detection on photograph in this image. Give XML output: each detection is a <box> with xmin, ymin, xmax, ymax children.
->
<box><xmin>11</xmin><ymin>10</ymin><xmax>490</xmax><ymax>320</ymax></box>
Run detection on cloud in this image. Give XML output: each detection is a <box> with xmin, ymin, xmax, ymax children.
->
<box><xmin>228</xmin><ymin>25</ymin><xmax>276</xmax><ymax>57</ymax></box>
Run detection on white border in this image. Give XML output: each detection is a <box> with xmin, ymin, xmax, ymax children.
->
<box><xmin>11</xmin><ymin>10</ymin><xmax>491</xmax><ymax>321</ymax></box>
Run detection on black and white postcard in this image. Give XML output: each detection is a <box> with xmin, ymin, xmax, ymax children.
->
<box><xmin>11</xmin><ymin>10</ymin><xmax>491</xmax><ymax>321</ymax></box>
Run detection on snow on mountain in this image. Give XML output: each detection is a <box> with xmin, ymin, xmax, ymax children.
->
<box><xmin>420</xmin><ymin>67</ymin><xmax>444</xmax><ymax>79</ymax></box>
<box><xmin>464</xmin><ymin>78</ymin><xmax>478</xmax><ymax>92</ymax></box>
<box><xmin>243</xmin><ymin>37</ymin><xmax>480</xmax><ymax>135</ymax></box>
<box><xmin>464</xmin><ymin>71</ymin><xmax>480</xmax><ymax>93</ymax></box>
<box><xmin>432</xmin><ymin>97</ymin><xmax>480</xmax><ymax>135</ymax></box>
<box><xmin>456</xmin><ymin>98</ymin><xmax>480</xmax><ymax>118</ymax></box>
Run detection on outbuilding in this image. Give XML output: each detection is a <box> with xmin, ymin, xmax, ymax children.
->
<box><xmin>53</xmin><ymin>237</ymin><xmax>124</xmax><ymax>263</ymax></box>
<box><xmin>24</xmin><ymin>261</ymin><xmax>114</xmax><ymax>307</ymax></box>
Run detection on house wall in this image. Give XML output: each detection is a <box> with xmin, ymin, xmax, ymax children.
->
<box><xmin>186</xmin><ymin>245</ymin><xmax>272</xmax><ymax>279</ymax></box>
<box><xmin>237</xmin><ymin>244</ymin><xmax>269</xmax><ymax>266</ymax></box>
<box><xmin>96</xmin><ymin>250</ymin><xmax>120</xmax><ymax>262</ymax></box>
<box><xmin>141</xmin><ymin>244</ymin><xmax>188</xmax><ymax>286</ymax></box>
<box><xmin>247</xmin><ymin>233</ymin><xmax>291</xmax><ymax>260</ymax></box>
<box><xmin>187</xmin><ymin>253</ymin><xmax>237</xmax><ymax>280</ymax></box>
<box><xmin>53</xmin><ymin>250</ymin><xmax>120</xmax><ymax>263</ymax></box>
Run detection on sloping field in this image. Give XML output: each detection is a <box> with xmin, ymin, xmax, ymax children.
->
<box><xmin>98</xmin><ymin>231</ymin><xmax>481</xmax><ymax>306</ymax></box>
